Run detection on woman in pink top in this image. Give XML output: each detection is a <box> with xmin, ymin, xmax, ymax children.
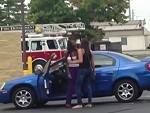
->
<box><xmin>65</xmin><ymin>39</ymin><xmax>79</xmax><ymax>107</ymax></box>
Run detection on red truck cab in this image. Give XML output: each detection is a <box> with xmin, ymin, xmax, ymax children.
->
<box><xmin>21</xmin><ymin>34</ymin><xmax>67</xmax><ymax>71</ymax></box>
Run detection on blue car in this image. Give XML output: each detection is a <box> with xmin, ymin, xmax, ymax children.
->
<box><xmin>1</xmin><ymin>51</ymin><xmax>150</xmax><ymax>109</ymax></box>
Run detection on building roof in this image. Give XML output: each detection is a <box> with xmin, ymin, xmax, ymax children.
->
<box><xmin>91</xmin><ymin>20</ymin><xmax>146</xmax><ymax>27</ymax></box>
<box><xmin>104</xmin><ymin>29</ymin><xmax>144</xmax><ymax>37</ymax></box>
<box><xmin>91</xmin><ymin>20</ymin><xmax>150</xmax><ymax>37</ymax></box>
<box><xmin>144</xmin><ymin>28</ymin><xmax>150</xmax><ymax>35</ymax></box>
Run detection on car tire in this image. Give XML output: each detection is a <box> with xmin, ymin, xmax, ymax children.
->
<box><xmin>33</xmin><ymin>60</ymin><xmax>46</xmax><ymax>72</ymax></box>
<box><xmin>12</xmin><ymin>87</ymin><xmax>36</xmax><ymax>109</ymax></box>
<box><xmin>35</xmin><ymin>101</ymin><xmax>48</xmax><ymax>107</ymax></box>
<box><xmin>114</xmin><ymin>79</ymin><xmax>139</xmax><ymax>103</ymax></box>
<box><xmin>136</xmin><ymin>90</ymin><xmax>143</xmax><ymax>99</ymax></box>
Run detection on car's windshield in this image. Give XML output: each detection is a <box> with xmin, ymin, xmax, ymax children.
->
<box><xmin>113</xmin><ymin>52</ymin><xmax>140</xmax><ymax>62</ymax></box>
<box><xmin>58</xmin><ymin>38</ymin><xmax>67</xmax><ymax>50</ymax></box>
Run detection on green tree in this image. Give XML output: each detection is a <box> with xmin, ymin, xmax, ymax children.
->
<box><xmin>0</xmin><ymin>0</ymin><xmax>28</xmax><ymax>25</ymax></box>
<box><xmin>28</xmin><ymin>0</ymin><xmax>129</xmax><ymax>41</ymax></box>
<box><xmin>68</xmin><ymin>0</ymin><xmax>129</xmax><ymax>41</ymax></box>
<box><xmin>71</xmin><ymin>0</ymin><xmax>129</xmax><ymax>23</ymax></box>
<box><xmin>28</xmin><ymin>0</ymin><xmax>77</xmax><ymax>24</ymax></box>
<box><xmin>0</xmin><ymin>5</ymin><xmax>5</xmax><ymax>26</ymax></box>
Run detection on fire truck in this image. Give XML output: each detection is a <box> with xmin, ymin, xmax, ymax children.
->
<box><xmin>21</xmin><ymin>22</ymin><xmax>85</xmax><ymax>72</ymax></box>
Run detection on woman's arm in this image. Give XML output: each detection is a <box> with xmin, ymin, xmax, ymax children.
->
<box><xmin>91</xmin><ymin>51</ymin><xmax>95</xmax><ymax>73</ymax></box>
<box><xmin>68</xmin><ymin>49</ymin><xmax>83</xmax><ymax>64</ymax></box>
<box><xmin>64</xmin><ymin>50</ymin><xmax>72</xmax><ymax>79</ymax></box>
<box><xmin>66</xmin><ymin>60</ymin><xmax>72</xmax><ymax>79</ymax></box>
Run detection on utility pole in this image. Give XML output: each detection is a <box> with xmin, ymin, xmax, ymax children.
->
<box><xmin>21</xmin><ymin>0</ymin><xmax>27</xmax><ymax>70</ymax></box>
<box><xmin>129</xmin><ymin>0</ymin><xmax>131</xmax><ymax>20</ymax></box>
<box><xmin>132</xmin><ymin>9</ymin><xmax>134</xmax><ymax>20</ymax></box>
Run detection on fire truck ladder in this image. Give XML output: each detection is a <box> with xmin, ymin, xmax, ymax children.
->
<box><xmin>25</xmin><ymin>22</ymin><xmax>85</xmax><ymax>34</ymax></box>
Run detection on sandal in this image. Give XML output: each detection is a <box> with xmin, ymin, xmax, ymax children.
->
<box><xmin>85</xmin><ymin>104</ymin><xmax>92</xmax><ymax>108</ymax></box>
<box><xmin>65</xmin><ymin>104</ymin><xmax>72</xmax><ymax>108</ymax></box>
<box><xmin>72</xmin><ymin>104</ymin><xmax>83</xmax><ymax>109</ymax></box>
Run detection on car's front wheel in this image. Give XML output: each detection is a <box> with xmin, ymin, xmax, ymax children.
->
<box><xmin>12</xmin><ymin>87</ymin><xmax>36</xmax><ymax>109</ymax></box>
<box><xmin>114</xmin><ymin>79</ymin><xmax>139</xmax><ymax>102</ymax></box>
<box><xmin>35</xmin><ymin>101</ymin><xmax>48</xmax><ymax>107</ymax></box>
<box><xmin>136</xmin><ymin>90</ymin><xmax>143</xmax><ymax>99</ymax></box>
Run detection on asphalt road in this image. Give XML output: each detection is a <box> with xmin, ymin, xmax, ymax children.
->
<box><xmin>1</xmin><ymin>91</ymin><xmax>150</xmax><ymax>113</ymax></box>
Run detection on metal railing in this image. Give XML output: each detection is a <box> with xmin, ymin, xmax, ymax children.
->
<box><xmin>0</xmin><ymin>22</ymin><xmax>85</xmax><ymax>33</ymax></box>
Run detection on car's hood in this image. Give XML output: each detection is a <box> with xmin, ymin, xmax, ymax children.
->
<box><xmin>6</xmin><ymin>73</ymin><xmax>39</xmax><ymax>84</ymax></box>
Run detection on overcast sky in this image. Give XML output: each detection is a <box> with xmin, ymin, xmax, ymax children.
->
<box><xmin>25</xmin><ymin>0</ymin><xmax>150</xmax><ymax>30</ymax></box>
<box><xmin>131</xmin><ymin>0</ymin><xmax>150</xmax><ymax>30</ymax></box>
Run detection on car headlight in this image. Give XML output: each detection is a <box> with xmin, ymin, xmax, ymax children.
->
<box><xmin>0</xmin><ymin>82</ymin><xmax>6</xmax><ymax>90</ymax></box>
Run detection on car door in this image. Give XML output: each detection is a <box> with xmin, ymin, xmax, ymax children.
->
<box><xmin>93</xmin><ymin>53</ymin><xmax>119</xmax><ymax>94</ymax></box>
<box><xmin>48</xmin><ymin>58</ymin><xmax>68</xmax><ymax>97</ymax></box>
<box><xmin>37</xmin><ymin>56</ymin><xmax>67</xmax><ymax>101</ymax></box>
<box><xmin>37</xmin><ymin>57</ymin><xmax>53</xmax><ymax>101</ymax></box>
<box><xmin>40</xmin><ymin>57</ymin><xmax>67</xmax><ymax>100</ymax></box>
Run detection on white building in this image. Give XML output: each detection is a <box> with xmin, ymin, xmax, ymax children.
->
<box><xmin>91</xmin><ymin>20</ymin><xmax>150</xmax><ymax>51</ymax></box>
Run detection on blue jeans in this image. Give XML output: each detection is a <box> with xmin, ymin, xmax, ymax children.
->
<box><xmin>75</xmin><ymin>68</ymin><xmax>92</xmax><ymax>105</ymax></box>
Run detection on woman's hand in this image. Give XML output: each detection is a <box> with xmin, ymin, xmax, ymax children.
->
<box><xmin>68</xmin><ymin>49</ymin><xmax>83</xmax><ymax>64</ymax></box>
<box><xmin>67</xmin><ymin>58</ymin><xmax>77</xmax><ymax>64</ymax></box>
<box><xmin>68</xmin><ymin>73</ymin><xmax>72</xmax><ymax>79</ymax></box>
<box><xmin>67</xmin><ymin>59</ymin><xmax>72</xmax><ymax>64</ymax></box>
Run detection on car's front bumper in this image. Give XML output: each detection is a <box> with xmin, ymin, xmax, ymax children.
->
<box><xmin>0</xmin><ymin>90</ymin><xmax>11</xmax><ymax>103</ymax></box>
